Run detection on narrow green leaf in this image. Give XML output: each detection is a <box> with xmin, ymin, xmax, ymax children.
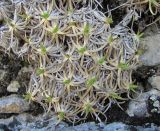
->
<box><xmin>23</xmin><ymin>93</ymin><xmax>32</xmax><ymax>101</ymax></box>
<box><xmin>86</xmin><ymin>77</ymin><xmax>96</xmax><ymax>87</ymax></box>
<box><xmin>36</xmin><ymin>68</ymin><xmax>45</xmax><ymax>75</ymax></box>
<box><xmin>40</xmin><ymin>44</ymin><xmax>47</xmax><ymax>55</ymax></box>
<box><xmin>83</xmin><ymin>23</ymin><xmax>90</xmax><ymax>36</ymax></box>
<box><xmin>41</xmin><ymin>11</ymin><xmax>49</xmax><ymax>19</ymax></box>
<box><xmin>78</xmin><ymin>47</ymin><xmax>86</xmax><ymax>54</ymax></box>
<box><xmin>129</xmin><ymin>84</ymin><xmax>138</xmax><ymax>92</ymax></box>
<box><xmin>52</xmin><ymin>25</ymin><xmax>59</xmax><ymax>33</ymax></box>
<box><xmin>109</xmin><ymin>93</ymin><xmax>125</xmax><ymax>100</ymax></box>
<box><xmin>84</xmin><ymin>103</ymin><xmax>93</xmax><ymax>114</ymax></box>
<box><xmin>63</xmin><ymin>79</ymin><xmax>71</xmax><ymax>85</ymax></box>
<box><xmin>118</xmin><ymin>63</ymin><xmax>129</xmax><ymax>70</ymax></box>
<box><xmin>98</xmin><ymin>57</ymin><xmax>105</xmax><ymax>65</ymax></box>
<box><xmin>58</xmin><ymin>112</ymin><xmax>65</xmax><ymax>120</ymax></box>
<box><xmin>45</xmin><ymin>96</ymin><xmax>52</xmax><ymax>103</ymax></box>
<box><xmin>105</xmin><ymin>17</ymin><xmax>113</xmax><ymax>25</ymax></box>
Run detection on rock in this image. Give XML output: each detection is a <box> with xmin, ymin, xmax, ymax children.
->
<box><xmin>16</xmin><ymin>66</ymin><xmax>33</xmax><ymax>94</ymax></box>
<box><xmin>127</xmin><ymin>89</ymin><xmax>160</xmax><ymax>117</ymax></box>
<box><xmin>0</xmin><ymin>70</ymin><xmax>6</xmax><ymax>80</ymax></box>
<box><xmin>102</xmin><ymin>122</ymin><xmax>129</xmax><ymax>131</ymax></box>
<box><xmin>148</xmin><ymin>94</ymin><xmax>160</xmax><ymax>114</ymax></box>
<box><xmin>0</xmin><ymin>69</ymin><xmax>7</xmax><ymax>94</ymax></box>
<box><xmin>0</xmin><ymin>112</ymin><xmax>68</xmax><ymax>131</ymax></box>
<box><xmin>136</xmin><ymin>124</ymin><xmax>160</xmax><ymax>131</ymax></box>
<box><xmin>60</xmin><ymin>122</ymin><xmax>99</xmax><ymax>131</ymax></box>
<box><xmin>0</xmin><ymin>95</ymin><xmax>30</xmax><ymax>113</ymax></box>
<box><xmin>7</xmin><ymin>81</ymin><xmax>20</xmax><ymax>93</ymax></box>
<box><xmin>0</xmin><ymin>114</ymin><xmax>160</xmax><ymax>131</ymax></box>
<box><xmin>139</xmin><ymin>30</ymin><xmax>160</xmax><ymax>66</ymax></box>
<box><xmin>148</xmin><ymin>76</ymin><xmax>160</xmax><ymax>91</ymax></box>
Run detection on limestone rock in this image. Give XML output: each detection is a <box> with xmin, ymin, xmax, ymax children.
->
<box><xmin>127</xmin><ymin>89</ymin><xmax>160</xmax><ymax>117</ymax></box>
<box><xmin>7</xmin><ymin>81</ymin><xmax>20</xmax><ymax>92</ymax></box>
<box><xmin>139</xmin><ymin>32</ymin><xmax>160</xmax><ymax>66</ymax></box>
<box><xmin>148</xmin><ymin>76</ymin><xmax>160</xmax><ymax>91</ymax></box>
<box><xmin>0</xmin><ymin>95</ymin><xmax>30</xmax><ymax>113</ymax></box>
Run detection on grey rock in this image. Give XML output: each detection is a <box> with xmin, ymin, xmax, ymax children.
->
<box><xmin>127</xmin><ymin>89</ymin><xmax>160</xmax><ymax>117</ymax></box>
<box><xmin>7</xmin><ymin>81</ymin><xmax>20</xmax><ymax>92</ymax></box>
<box><xmin>148</xmin><ymin>76</ymin><xmax>160</xmax><ymax>91</ymax></box>
<box><xmin>0</xmin><ymin>112</ymin><xmax>68</xmax><ymax>131</ymax></box>
<box><xmin>0</xmin><ymin>70</ymin><xmax>7</xmax><ymax>94</ymax></box>
<box><xmin>136</xmin><ymin>124</ymin><xmax>160</xmax><ymax>131</ymax></box>
<box><xmin>102</xmin><ymin>122</ymin><xmax>129</xmax><ymax>131</ymax></box>
<box><xmin>0</xmin><ymin>94</ymin><xmax>30</xmax><ymax>113</ymax></box>
<box><xmin>139</xmin><ymin>33</ymin><xmax>160</xmax><ymax>66</ymax></box>
<box><xmin>0</xmin><ymin>70</ymin><xmax>6</xmax><ymax>81</ymax></box>
<box><xmin>0</xmin><ymin>114</ymin><xmax>160</xmax><ymax>131</ymax></box>
<box><xmin>61</xmin><ymin>122</ymin><xmax>99</xmax><ymax>131</ymax></box>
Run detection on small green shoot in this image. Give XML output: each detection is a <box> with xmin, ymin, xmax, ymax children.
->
<box><xmin>41</xmin><ymin>11</ymin><xmax>50</xmax><ymax>20</ymax></box>
<box><xmin>23</xmin><ymin>93</ymin><xmax>32</xmax><ymax>101</ymax></box>
<box><xmin>129</xmin><ymin>84</ymin><xmax>138</xmax><ymax>92</ymax></box>
<box><xmin>78</xmin><ymin>47</ymin><xmax>86</xmax><ymax>55</ymax></box>
<box><xmin>58</xmin><ymin>111</ymin><xmax>65</xmax><ymax>120</ymax></box>
<box><xmin>135</xmin><ymin>31</ymin><xmax>144</xmax><ymax>42</ymax></box>
<box><xmin>109</xmin><ymin>93</ymin><xmax>125</xmax><ymax>100</ymax></box>
<box><xmin>98</xmin><ymin>57</ymin><xmax>105</xmax><ymax>65</ymax></box>
<box><xmin>118</xmin><ymin>63</ymin><xmax>129</xmax><ymax>70</ymax></box>
<box><xmin>83</xmin><ymin>103</ymin><xmax>93</xmax><ymax>115</ymax></box>
<box><xmin>105</xmin><ymin>17</ymin><xmax>113</xmax><ymax>25</ymax></box>
<box><xmin>63</xmin><ymin>79</ymin><xmax>71</xmax><ymax>85</ymax></box>
<box><xmin>86</xmin><ymin>77</ymin><xmax>96</xmax><ymax>87</ymax></box>
<box><xmin>83</xmin><ymin>23</ymin><xmax>90</xmax><ymax>37</ymax></box>
<box><xmin>52</xmin><ymin>24</ymin><xmax>59</xmax><ymax>33</ymax></box>
<box><xmin>45</xmin><ymin>96</ymin><xmax>52</xmax><ymax>103</ymax></box>
<box><xmin>40</xmin><ymin>44</ymin><xmax>47</xmax><ymax>55</ymax></box>
<box><xmin>36</xmin><ymin>68</ymin><xmax>45</xmax><ymax>75</ymax></box>
<box><xmin>107</xmin><ymin>35</ymin><xmax>114</xmax><ymax>44</ymax></box>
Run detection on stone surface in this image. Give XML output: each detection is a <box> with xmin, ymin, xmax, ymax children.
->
<box><xmin>0</xmin><ymin>112</ymin><xmax>68</xmax><ymax>131</ymax></box>
<box><xmin>61</xmin><ymin>122</ymin><xmax>99</xmax><ymax>131</ymax></box>
<box><xmin>0</xmin><ymin>116</ymin><xmax>159</xmax><ymax>131</ymax></box>
<box><xmin>0</xmin><ymin>95</ymin><xmax>30</xmax><ymax>113</ymax></box>
<box><xmin>148</xmin><ymin>76</ymin><xmax>160</xmax><ymax>91</ymax></box>
<box><xmin>102</xmin><ymin>122</ymin><xmax>129</xmax><ymax>131</ymax></box>
<box><xmin>139</xmin><ymin>31</ymin><xmax>160</xmax><ymax>66</ymax></box>
<box><xmin>7</xmin><ymin>81</ymin><xmax>20</xmax><ymax>92</ymax></box>
<box><xmin>0</xmin><ymin>70</ymin><xmax>6</xmax><ymax>81</ymax></box>
<box><xmin>127</xmin><ymin>89</ymin><xmax>160</xmax><ymax>117</ymax></box>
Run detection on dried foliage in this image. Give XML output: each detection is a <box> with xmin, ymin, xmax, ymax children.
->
<box><xmin>0</xmin><ymin>0</ymin><xmax>143</xmax><ymax>123</ymax></box>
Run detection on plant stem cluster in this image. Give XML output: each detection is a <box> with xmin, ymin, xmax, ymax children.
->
<box><xmin>0</xmin><ymin>0</ymin><xmax>141</xmax><ymax>123</ymax></box>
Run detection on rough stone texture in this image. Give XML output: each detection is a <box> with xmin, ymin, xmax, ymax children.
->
<box><xmin>148</xmin><ymin>76</ymin><xmax>160</xmax><ymax>91</ymax></box>
<box><xmin>0</xmin><ymin>95</ymin><xmax>30</xmax><ymax>113</ymax></box>
<box><xmin>139</xmin><ymin>29</ymin><xmax>160</xmax><ymax>66</ymax></box>
<box><xmin>0</xmin><ymin>70</ymin><xmax>6</xmax><ymax>81</ymax></box>
<box><xmin>0</xmin><ymin>115</ymin><xmax>160</xmax><ymax>131</ymax></box>
<box><xmin>7</xmin><ymin>81</ymin><xmax>20</xmax><ymax>92</ymax></box>
<box><xmin>0</xmin><ymin>70</ymin><xmax>7</xmax><ymax>94</ymax></box>
<box><xmin>102</xmin><ymin>122</ymin><xmax>129</xmax><ymax>131</ymax></box>
<box><xmin>0</xmin><ymin>113</ymin><xmax>68</xmax><ymax>131</ymax></box>
<box><xmin>60</xmin><ymin>122</ymin><xmax>99</xmax><ymax>131</ymax></box>
<box><xmin>127</xmin><ymin>89</ymin><xmax>160</xmax><ymax>117</ymax></box>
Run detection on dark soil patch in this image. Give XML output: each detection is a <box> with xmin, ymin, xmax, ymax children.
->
<box><xmin>106</xmin><ymin>104</ymin><xmax>160</xmax><ymax>126</ymax></box>
<box><xmin>0</xmin><ymin>52</ymin><xmax>22</xmax><ymax>96</ymax></box>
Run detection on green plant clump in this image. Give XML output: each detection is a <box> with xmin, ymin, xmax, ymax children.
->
<box><xmin>0</xmin><ymin>0</ymin><xmax>141</xmax><ymax>123</ymax></box>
